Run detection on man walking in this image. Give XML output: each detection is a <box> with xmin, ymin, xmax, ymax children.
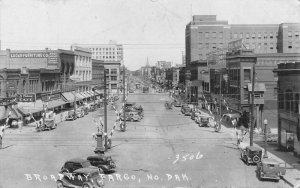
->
<box><xmin>0</xmin><ymin>114</ymin><xmax>10</xmax><ymax>149</ymax></box>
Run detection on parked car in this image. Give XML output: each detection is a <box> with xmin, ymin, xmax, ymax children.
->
<box><xmin>57</xmin><ymin>167</ymin><xmax>104</xmax><ymax>188</ymax></box>
<box><xmin>76</xmin><ymin>108</ymin><xmax>85</xmax><ymax>118</ymax></box>
<box><xmin>240</xmin><ymin>146</ymin><xmax>262</xmax><ymax>165</ymax></box>
<box><xmin>120</xmin><ymin>111</ymin><xmax>141</xmax><ymax>122</ymax></box>
<box><xmin>181</xmin><ymin>105</ymin><xmax>192</xmax><ymax>116</ymax></box>
<box><xmin>60</xmin><ymin>158</ymin><xmax>103</xmax><ymax>174</ymax></box>
<box><xmin>89</xmin><ymin>104</ymin><xmax>96</xmax><ymax>112</ymax></box>
<box><xmin>256</xmin><ymin>158</ymin><xmax>286</xmax><ymax>182</ymax></box>
<box><xmin>87</xmin><ymin>155</ymin><xmax>116</xmax><ymax>174</ymax></box>
<box><xmin>174</xmin><ymin>100</ymin><xmax>181</xmax><ymax>107</ymax></box>
<box><xmin>65</xmin><ymin>110</ymin><xmax>77</xmax><ymax>121</ymax></box>
<box><xmin>196</xmin><ymin>114</ymin><xmax>211</xmax><ymax>127</ymax></box>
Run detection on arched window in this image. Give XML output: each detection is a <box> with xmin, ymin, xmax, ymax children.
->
<box><xmin>285</xmin><ymin>89</ymin><xmax>293</xmax><ymax>111</ymax></box>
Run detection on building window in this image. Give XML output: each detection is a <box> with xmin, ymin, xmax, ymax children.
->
<box><xmin>288</xmin><ymin>42</ymin><xmax>293</xmax><ymax>49</ymax></box>
<box><xmin>219</xmin><ymin>43</ymin><xmax>223</xmax><ymax>48</ymax></box>
<box><xmin>295</xmin><ymin>31</ymin><xmax>299</xmax><ymax>37</ymax></box>
<box><xmin>198</xmin><ymin>43</ymin><xmax>203</xmax><ymax>49</ymax></box>
<box><xmin>285</xmin><ymin>90</ymin><xmax>293</xmax><ymax>111</ymax></box>
<box><xmin>212</xmin><ymin>32</ymin><xmax>216</xmax><ymax>38</ymax></box>
<box><xmin>246</xmin><ymin>33</ymin><xmax>250</xmax><ymax>39</ymax></box>
<box><xmin>251</xmin><ymin>33</ymin><xmax>256</xmax><ymax>39</ymax></box>
<box><xmin>111</xmin><ymin>84</ymin><xmax>117</xmax><ymax>89</ymax></box>
<box><xmin>111</xmin><ymin>76</ymin><xmax>117</xmax><ymax>81</ymax></box>
<box><xmin>279</xmin><ymin>92</ymin><xmax>284</xmax><ymax>109</ymax></box>
<box><xmin>258</xmin><ymin>43</ymin><xmax>261</xmax><ymax>49</ymax></box>
<box><xmin>219</xmin><ymin>32</ymin><xmax>223</xmax><ymax>39</ymax></box>
<box><xmin>270</xmin><ymin>43</ymin><xmax>274</xmax><ymax>50</ymax></box>
<box><xmin>205</xmin><ymin>43</ymin><xmax>209</xmax><ymax>49</ymax></box>
<box><xmin>244</xmin><ymin>69</ymin><xmax>251</xmax><ymax>81</ymax></box>
<box><xmin>270</xmin><ymin>32</ymin><xmax>274</xmax><ymax>39</ymax></box>
<box><xmin>111</xmin><ymin>69</ymin><xmax>117</xmax><ymax>74</ymax></box>
<box><xmin>288</xmin><ymin>31</ymin><xmax>292</xmax><ymax>38</ymax></box>
<box><xmin>295</xmin><ymin>42</ymin><xmax>299</xmax><ymax>48</ymax></box>
<box><xmin>239</xmin><ymin>33</ymin><xmax>243</xmax><ymax>38</ymax></box>
<box><xmin>264</xmin><ymin>32</ymin><xmax>268</xmax><ymax>39</ymax></box>
<box><xmin>105</xmin><ymin>69</ymin><xmax>109</xmax><ymax>74</ymax></box>
<box><xmin>258</xmin><ymin>33</ymin><xmax>261</xmax><ymax>39</ymax></box>
<box><xmin>205</xmin><ymin>32</ymin><xmax>209</xmax><ymax>38</ymax></box>
<box><xmin>234</xmin><ymin>33</ymin><xmax>238</xmax><ymax>39</ymax></box>
<box><xmin>212</xmin><ymin>43</ymin><xmax>217</xmax><ymax>49</ymax></box>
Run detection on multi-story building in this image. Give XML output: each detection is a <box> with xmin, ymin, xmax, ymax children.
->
<box><xmin>274</xmin><ymin>62</ymin><xmax>300</xmax><ymax>157</ymax></box>
<box><xmin>156</xmin><ymin>61</ymin><xmax>172</xmax><ymax>69</ymax></box>
<box><xmin>225</xmin><ymin>49</ymin><xmax>300</xmax><ymax>129</ymax></box>
<box><xmin>70</xmin><ymin>46</ymin><xmax>92</xmax><ymax>82</ymax></box>
<box><xmin>92</xmin><ymin>59</ymin><xmax>105</xmax><ymax>85</ymax></box>
<box><xmin>104</xmin><ymin>61</ymin><xmax>121</xmax><ymax>94</ymax></box>
<box><xmin>186</xmin><ymin>15</ymin><xmax>300</xmax><ymax>67</ymax></box>
<box><xmin>83</xmin><ymin>40</ymin><xmax>123</xmax><ymax>62</ymax></box>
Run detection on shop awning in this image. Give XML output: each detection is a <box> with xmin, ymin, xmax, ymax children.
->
<box><xmin>87</xmin><ymin>91</ymin><xmax>95</xmax><ymax>96</ymax></box>
<box><xmin>0</xmin><ymin>105</ymin><xmax>22</xmax><ymax>120</ymax></box>
<box><xmin>84</xmin><ymin>92</ymin><xmax>92</xmax><ymax>98</ymax></box>
<box><xmin>47</xmin><ymin>98</ymin><xmax>67</xmax><ymax>109</ymax></box>
<box><xmin>17</xmin><ymin>100</ymin><xmax>44</xmax><ymax>115</ymax></box>
<box><xmin>62</xmin><ymin>92</ymin><xmax>76</xmax><ymax>103</ymax></box>
<box><xmin>75</xmin><ymin>93</ymin><xmax>84</xmax><ymax>100</ymax></box>
<box><xmin>79</xmin><ymin>92</ymin><xmax>89</xmax><ymax>99</ymax></box>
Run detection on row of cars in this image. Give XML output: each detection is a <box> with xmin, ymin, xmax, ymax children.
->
<box><xmin>66</xmin><ymin>104</ymin><xmax>96</xmax><ymax>121</ymax></box>
<box><xmin>178</xmin><ymin>102</ymin><xmax>212</xmax><ymax>127</ymax></box>
<box><xmin>120</xmin><ymin>102</ymin><xmax>144</xmax><ymax>122</ymax></box>
<box><xmin>57</xmin><ymin>155</ymin><xmax>116</xmax><ymax>188</ymax></box>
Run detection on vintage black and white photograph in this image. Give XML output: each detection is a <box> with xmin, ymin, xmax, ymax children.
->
<box><xmin>0</xmin><ymin>0</ymin><xmax>300</xmax><ymax>187</ymax></box>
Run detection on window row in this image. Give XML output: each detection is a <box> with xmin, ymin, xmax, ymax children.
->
<box><xmin>278</xmin><ymin>91</ymin><xmax>300</xmax><ymax>113</ymax></box>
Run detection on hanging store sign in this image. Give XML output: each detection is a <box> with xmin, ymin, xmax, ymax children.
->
<box><xmin>18</xmin><ymin>94</ymin><xmax>36</xmax><ymax>102</ymax></box>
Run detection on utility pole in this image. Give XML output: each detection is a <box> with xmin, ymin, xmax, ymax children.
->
<box><xmin>104</xmin><ymin>70</ymin><xmax>108</xmax><ymax>150</ymax></box>
<box><xmin>123</xmin><ymin>65</ymin><xmax>126</xmax><ymax>130</ymax></box>
<box><xmin>250</xmin><ymin>64</ymin><xmax>255</xmax><ymax>146</ymax></box>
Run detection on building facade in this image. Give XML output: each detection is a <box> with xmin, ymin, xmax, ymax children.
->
<box><xmin>104</xmin><ymin>62</ymin><xmax>121</xmax><ymax>94</ymax></box>
<box><xmin>70</xmin><ymin>46</ymin><xmax>92</xmax><ymax>82</ymax></box>
<box><xmin>83</xmin><ymin>41</ymin><xmax>123</xmax><ymax>62</ymax></box>
<box><xmin>156</xmin><ymin>61</ymin><xmax>172</xmax><ymax>69</ymax></box>
<box><xmin>275</xmin><ymin>62</ymin><xmax>300</xmax><ymax>157</ymax></box>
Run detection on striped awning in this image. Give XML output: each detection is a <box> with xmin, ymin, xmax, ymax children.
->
<box><xmin>17</xmin><ymin>100</ymin><xmax>44</xmax><ymax>115</ymax></box>
<box><xmin>62</xmin><ymin>92</ymin><xmax>76</xmax><ymax>103</ymax></box>
<box><xmin>47</xmin><ymin>98</ymin><xmax>67</xmax><ymax>109</ymax></box>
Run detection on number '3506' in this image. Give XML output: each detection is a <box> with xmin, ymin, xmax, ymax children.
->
<box><xmin>173</xmin><ymin>152</ymin><xmax>203</xmax><ymax>164</ymax></box>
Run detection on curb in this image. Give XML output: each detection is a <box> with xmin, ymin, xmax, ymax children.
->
<box><xmin>221</xmin><ymin>125</ymin><xmax>297</xmax><ymax>187</ymax></box>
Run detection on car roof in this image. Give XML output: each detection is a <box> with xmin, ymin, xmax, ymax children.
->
<box><xmin>73</xmin><ymin>167</ymin><xmax>99</xmax><ymax>174</ymax></box>
<box><xmin>247</xmin><ymin>146</ymin><xmax>262</xmax><ymax>151</ymax></box>
<box><xmin>66</xmin><ymin>158</ymin><xmax>88</xmax><ymax>163</ymax></box>
<box><xmin>261</xmin><ymin>158</ymin><xmax>279</xmax><ymax>164</ymax></box>
<box><xmin>223</xmin><ymin>113</ymin><xmax>240</xmax><ymax>118</ymax></box>
<box><xmin>87</xmin><ymin>155</ymin><xmax>107</xmax><ymax>160</ymax></box>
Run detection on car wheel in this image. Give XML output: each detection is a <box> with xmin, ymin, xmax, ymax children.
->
<box><xmin>246</xmin><ymin>158</ymin><xmax>249</xmax><ymax>166</ymax></box>
<box><xmin>57</xmin><ymin>180</ymin><xmax>64</xmax><ymax>188</ymax></box>
<box><xmin>82</xmin><ymin>183</ymin><xmax>92</xmax><ymax>188</ymax></box>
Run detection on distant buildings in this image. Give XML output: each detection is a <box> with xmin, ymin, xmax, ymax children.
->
<box><xmin>156</xmin><ymin>61</ymin><xmax>172</xmax><ymax>69</ymax></box>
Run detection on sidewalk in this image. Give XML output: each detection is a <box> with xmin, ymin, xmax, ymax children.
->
<box><xmin>222</xmin><ymin>125</ymin><xmax>300</xmax><ymax>187</ymax></box>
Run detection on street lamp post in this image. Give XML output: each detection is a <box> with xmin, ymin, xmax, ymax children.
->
<box><xmin>263</xmin><ymin>119</ymin><xmax>268</xmax><ymax>158</ymax></box>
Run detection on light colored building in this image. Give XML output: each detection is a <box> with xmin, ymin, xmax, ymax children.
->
<box><xmin>104</xmin><ymin>62</ymin><xmax>121</xmax><ymax>94</ymax></box>
<box><xmin>156</xmin><ymin>61</ymin><xmax>172</xmax><ymax>69</ymax></box>
<box><xmin>82</xmin><ymin>40</ymin><xmax>123</xmax><ymax>62</ymax></box>
<box><xmin>70</xmin><ymin>46</ymin><xmax>92</xmax><ymax>82</ymax></box>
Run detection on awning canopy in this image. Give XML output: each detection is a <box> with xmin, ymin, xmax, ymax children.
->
<box><xmin>75</xmin><ymin>93</ymin><xmax>84</xmax><ymax>100</ymax></box>
<box><xmin>47</xmin><ymin>98</ymin><xmax>67</xmax><ymax>109</ymax></box>
<box><xmin>17</xmin><ymin>100</ymin><xmax>44</xmax><ymax>115</ymax></box>
<box><xmin>84</xmin><ymin>92</ymin><xmax>92</xmax><ymax>98</ymax></box>
<box><xmin>62</xmin><ymin>92</ymin><xmax>76</xmax><ymax>103</ymax></box>
<box><xmin>87</xmin><ymin>91</ymin><xmax>95</xmax><ymax>96</ymax></box>
<box><xmin>0</xmin><ymin>105</ymin><xmax>22</xmax><ymax>120</ymax></box>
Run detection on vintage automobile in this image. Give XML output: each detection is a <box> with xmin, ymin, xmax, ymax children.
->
<box><xmin>60</xmin><ymin>158</ymin><xmax>103</xmax><ymax>174</ymax></box>
<box><xmin>65</xmin><ymin>110</ymin><xmax>77</xmax><ymax>121</ymax></box>
<box><xmin>120</xmin><ymin>111</ymin><xmax>141</xmax><ymax>122</ymax></box>
<box><xmin>89</xmin><ymin>104</ymin><xmax>97</xmax><ymax>112</ymax></box>
<box><xmin>256</xmin><ymin>158</ymin><xmax>286</xmax><ymax>182</ymax></box>
<box><xmin>181</xmin><ymin>105</ymin><xmax>192</xmax><ymax>116</ymax></box>
<box><xmin>36</xmin><ymin>118</ymin><xmax>57</xmax><ymax>132</ymax></box>
<box><xmin>87</xmin><ymin>155</ymin><xmax>116</xmax><ymax>174</ymax></box>
<box><xmin>240</xmin><ymin>146</ymin><xmax>262</xmax><ymax>165</ymax></box>
<box><xmin>76</xmin><ymin>108</ymin><xmax>85</xmax><ymax>118</ymax></box>
<box><xmin>82</xmin><ymin>106</ymin><xmax>89</xmax><ymax>115</ymax></box>
<box><xmin>57</xmin><ymin>167</ymin><xmax>104</xmax><ymax>188</ymax></box>
<box><xmin>165</xmin><ymin>101</ymin><xmax>173</xmax><ymax>109</ymax></box>
<box><xmin>174</xmin><ymin>100</ymin><xmax>181</xmax><ymax>107</ymax></box>
<box><xmin>196</xmin><ymin>114</ymin><xmax>211</xmax><ymax>127</ymax></box>
<box><xmin>222</xmin><ymin>113</ymin><xmax>241</xmax><ymax>127</ymax></box>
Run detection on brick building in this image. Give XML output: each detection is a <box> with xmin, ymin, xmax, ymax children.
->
<box><xmin>274</xmin><ymin>62</ymin><xmax>300</xmax><ymax>157</ymax></box>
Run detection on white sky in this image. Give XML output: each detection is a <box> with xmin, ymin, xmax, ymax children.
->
<box><xmin>1</xmin><ymin>0</ymin><xmax>300</xmax><ymax>70</ymax></box>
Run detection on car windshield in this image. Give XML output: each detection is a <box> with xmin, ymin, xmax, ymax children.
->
<box><xmin>81</xmin><ymin>161</ymin><xmax>92</xmax><ymax>168</ymax></box>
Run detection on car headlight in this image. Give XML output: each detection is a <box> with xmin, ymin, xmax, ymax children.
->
<box><xmin>97</xmin><ymin>179</ymin><xmax>104</xmax><ymax>186</ymax></box>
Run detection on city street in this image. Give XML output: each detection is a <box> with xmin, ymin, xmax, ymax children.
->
<box><xmin>0</xmin><ymin>90</ymin><xmax>291</xmax><ymax>188</ymax></box>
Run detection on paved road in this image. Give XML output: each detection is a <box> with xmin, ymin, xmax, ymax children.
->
<box><xmin>0</xmin><ymin>91</ymin><xmax>291</xmax><ymax>188</ymax></box>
